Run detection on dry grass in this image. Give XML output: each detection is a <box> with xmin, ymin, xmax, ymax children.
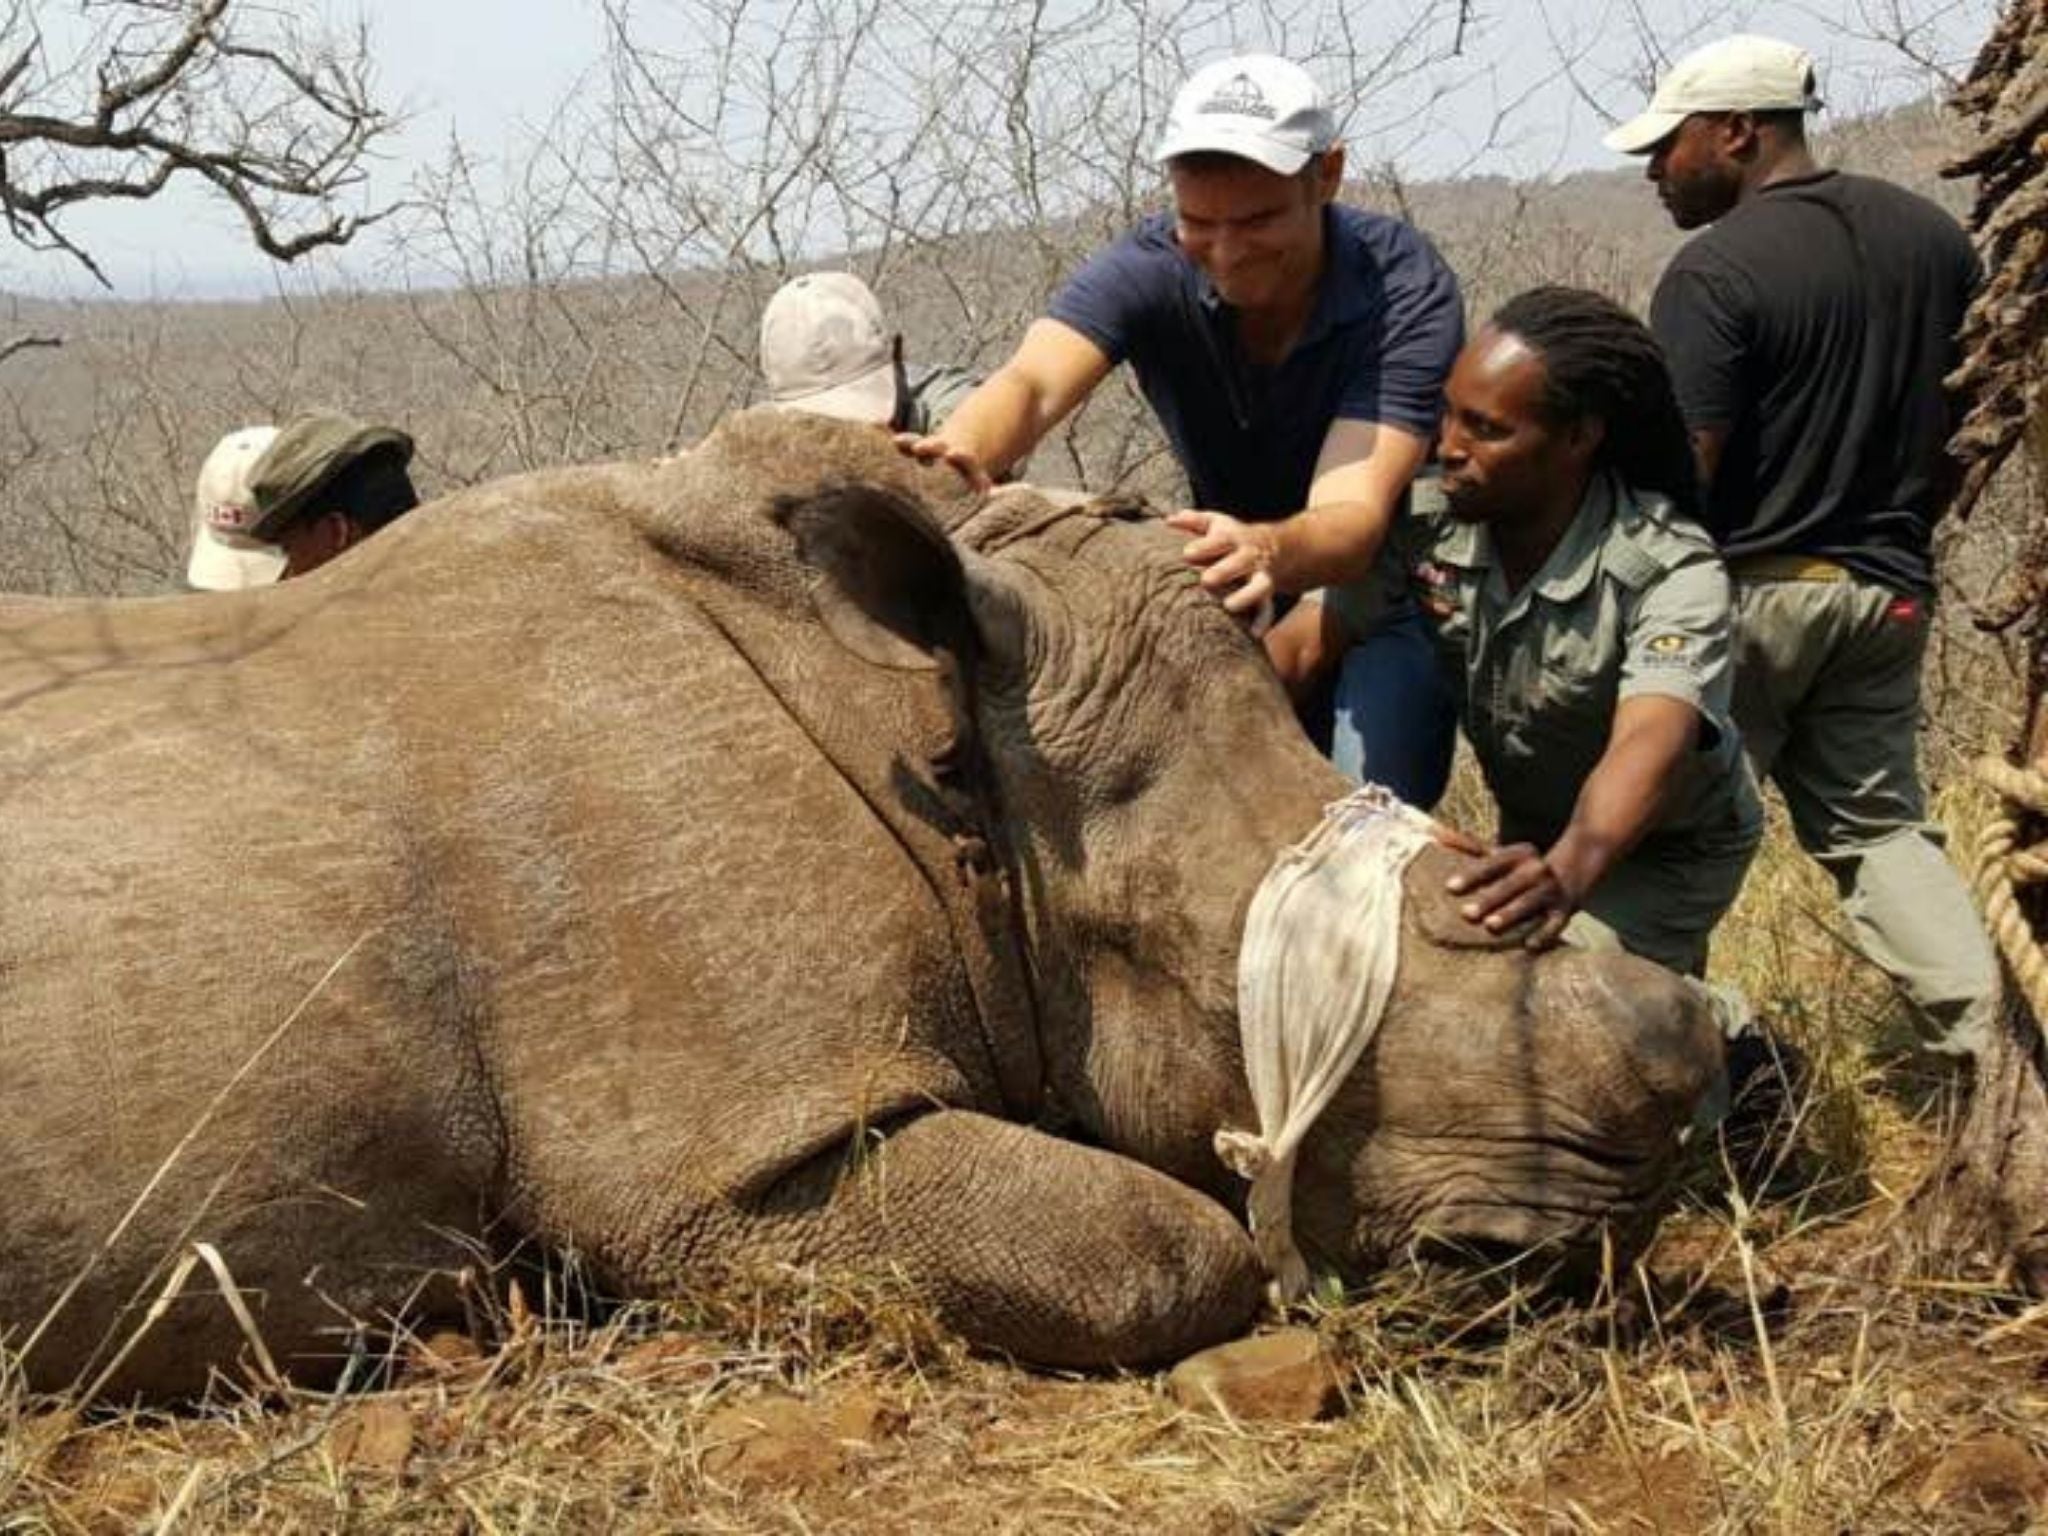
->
<box><xmin>9</xmin><ymin>761</ymin><xmax>2048</xmax><ymax>1534</ymax></box>
<box><xmin>6</xmin><ymin>1222</ymin><xmax>2047</xmax><ymax>1532</ymax></box>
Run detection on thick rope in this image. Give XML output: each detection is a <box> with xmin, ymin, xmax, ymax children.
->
<box><xmin>1971</xmin><ymin>755</ymin><xmax>2048</xmax><ymax>1028</ymax></box>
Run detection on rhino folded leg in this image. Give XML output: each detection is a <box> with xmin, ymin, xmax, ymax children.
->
<box><xmin>744</xmin><ymin>1110</ymin><xmax>1264</xmax><ymax>1369</ymax></box>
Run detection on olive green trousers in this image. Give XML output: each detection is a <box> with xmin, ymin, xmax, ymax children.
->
<box><xmin>1723</xmin><ymin>572</ymin><xmax>1997</xmax><ymax>1057</ymax></box>
<box><xmin>1559</xmin><ymin>804</ymin><xmax>1762</xmax><ymax>979</ymax></box>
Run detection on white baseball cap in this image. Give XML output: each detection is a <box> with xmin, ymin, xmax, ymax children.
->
<box><xmin>759</xmin><ymin>272</ymin><xmax>898</xmax><ymax>425</ymax></box>
<box><xmin>186</xmin><ymin>425</ymin><xmax>286</xmax><ymax>591</ymax></box>
<box><xmin>1153</xmin><ymin>55</ymin><xmax>1336</xmax><ymax>176</ymax></box>
<box><xmin>1603</xmin><ymin>34</ymin><xmax>1824</xmax><ymax>155</ymax></box>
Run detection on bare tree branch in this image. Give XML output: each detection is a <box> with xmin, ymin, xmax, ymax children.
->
<box><xmin>0</xmin><ymin>332</ymin><xmax>58</xmax><ymax>366</ymax></box>
<box><xmin>0</xmin><ymin>0</ymin><xmax>395</xmax><ymax>287</ymax></box>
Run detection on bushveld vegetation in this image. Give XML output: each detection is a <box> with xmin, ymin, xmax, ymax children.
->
<box><xmin>3</xmin><ymin>1</ymin><xmax>2045</xmax><ymax>1531</ymax></box>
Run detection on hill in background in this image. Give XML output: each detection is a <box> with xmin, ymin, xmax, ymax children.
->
<box><xmin>0</xmin><ymin>98</ymin><xmax>1973</xmax><ymax>597</ymax></box>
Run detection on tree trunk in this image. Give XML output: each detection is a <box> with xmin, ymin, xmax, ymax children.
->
<box><xmin>1895</xmin><ymin>0</ymin><xmax>2048</xmax><ymax>1286</ymax></box>
<box><xmin>1918</xmin><ymin>402</ymin><xmax>2048</xmax><ymax>1286</ymax></box>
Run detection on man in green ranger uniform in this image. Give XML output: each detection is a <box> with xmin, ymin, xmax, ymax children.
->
<box><xmin>1277</xmin><ymin>287</ymin><xmax>1763</xmax><ymax>973</ymax></box>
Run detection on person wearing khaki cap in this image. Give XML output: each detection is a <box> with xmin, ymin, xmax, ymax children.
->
<box><xmin>1601</xmin><ymin>33</ymin><xmax>1826</xmax><ymax>164</ymax></box>
<box><xmin>1608</xmin><ymin>36</ymin><xmax>1996</xmax><ymax>1059</ymax></box>
<box><xmin>246</xmin><ymin>412</ymin><xmax>421</xmax><ymax>580</ymax></box>
<box><xmin>186</xmin><ymin>425</ymin><xmax>284</xmax><ymax>591</ymax></box>
<box><xmin>760</xmin><ymin>272</ymin><xmax>980</xmax><ymax>435</ymax></box>
<box><xmin>897</xmin><ymin>54</ymin><xmax>1464</xmax><ymax>810</ymax></box>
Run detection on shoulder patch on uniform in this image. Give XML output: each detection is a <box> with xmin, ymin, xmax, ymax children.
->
<box><xmin>1636</xmin><ymin>630</ymin><xmax>1703</xmax><ymax>670</ymax></box>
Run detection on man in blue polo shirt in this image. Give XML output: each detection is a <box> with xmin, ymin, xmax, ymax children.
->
<box><xmin>899</xmin><ymin>53</ymin><xmax>1465</xmax><ymax>806</ymax></box>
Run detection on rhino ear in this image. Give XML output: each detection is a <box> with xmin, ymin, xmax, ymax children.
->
<box><xmin>773</xmin><ymin>481</ymin><xmax>981</xmax><ymax>672</ymax></box>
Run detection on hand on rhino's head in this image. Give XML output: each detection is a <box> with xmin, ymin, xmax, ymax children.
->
<box><xmin>790</xmin><ymin>476</ymin><xmax>1330</xmax><ymax>823</ymax></box>
<box><xmin>696</xmin><ymin>413</ymin><xmax>1719</xmax><ymax>1282</ymax></box>
<box><xmin>1286</xmin><ymin>859</ymin><xmax>1727</xmax><ymax>1283</ymax></box>
<box><xmin>775</xmin><ymin>467</ymin><xmax>1336</xmax><ymax>900</ymax></box>
<box><xmin>741</xmin><ymin>415</ymin><xmax>1341</xmax><ymax>1179</ymax></box>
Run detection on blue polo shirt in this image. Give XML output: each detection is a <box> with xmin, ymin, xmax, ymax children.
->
<box><xmin>1047</xmin><ymin>204</ymin><xmax>1463</xmax><ymax>520</ymax></box>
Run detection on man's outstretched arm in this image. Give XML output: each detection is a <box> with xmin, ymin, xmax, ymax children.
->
<box><xmin>1168</xmin><ymin>418</ymin><xmax>1432</xmax><ymax>615</ymax></box>
<box><xmin>900</xmin><ymin>318</ymin><xmax>1113</xmax><ymax>490</ymax></box>
<box><xmin>1448</xmin><ymin>695</ymin><xmax>1700</xmax><ymax>948</ymax></box>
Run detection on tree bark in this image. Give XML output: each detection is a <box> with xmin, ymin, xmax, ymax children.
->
<box><xmin>1920</xmin><ymin>405</ymin><xmax>2048</xmax><ymax>1287</ymax></box>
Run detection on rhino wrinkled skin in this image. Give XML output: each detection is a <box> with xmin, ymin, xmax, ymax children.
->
<box><xmin>0</xmin><ymin>412</ymin><xmax>1722</xmax><ymax>1399</ymax></box>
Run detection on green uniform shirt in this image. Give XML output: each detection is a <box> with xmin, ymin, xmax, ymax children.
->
<box><xmin>1332</xmin><ymin>471</ymin><xmax>1760</xmax><ymax>855</ymax></box>
<box><xmin>900</xmin><ymin>363</ymin><xmax>981</xmax><ymax>435</ymax></box>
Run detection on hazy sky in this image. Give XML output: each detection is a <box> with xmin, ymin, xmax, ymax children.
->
<box><xmin>10</xmin><ymin>0</ymin><xmax>1999</xmax><ymax>301</ymax></box>
<box><xmin>14</xmin><ymin>0</ymin><xmax>612</xmax><ymax>298</ymax></box>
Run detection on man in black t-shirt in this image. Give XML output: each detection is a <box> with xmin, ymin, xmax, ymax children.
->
<box><xmin>1608</xmin><ymin>34</ymin><xmax>1996</xmax><ymax>1059</ymax></box>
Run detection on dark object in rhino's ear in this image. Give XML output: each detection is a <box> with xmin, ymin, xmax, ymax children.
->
<box><xmin>772</xmin><ymin>480</ymin><xmax>975</xmax><ymax>672</ymax></box>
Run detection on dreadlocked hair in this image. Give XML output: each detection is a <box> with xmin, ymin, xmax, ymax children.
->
<box><xmin>1490</xmin><ymin>286</ymin><xmax>1702</xmax><ymax>522</ymax></box>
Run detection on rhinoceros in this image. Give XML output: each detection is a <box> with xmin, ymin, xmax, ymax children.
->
<box><xmin>0</xmin><ymin>411</ymin><xmax>1721</xmax><ymax>1400</ymax></box>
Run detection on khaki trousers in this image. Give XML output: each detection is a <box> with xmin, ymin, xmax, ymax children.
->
<box><xmin>1728</xmin><ymin>572</ymin><xmax>1997</xmax><ymax>1057</ymax></box>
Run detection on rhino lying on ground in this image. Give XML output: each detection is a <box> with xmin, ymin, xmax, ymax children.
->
<box><xmin>0</xmin><ymin>412</ymin><xmax>1721</xmax><ymax>1400</ymax></box>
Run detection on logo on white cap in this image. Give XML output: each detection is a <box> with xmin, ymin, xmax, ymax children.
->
<box><xmin>206</xmin><ymin>499</ymin><xmax>261</xmax><ymax>534</ymax></box>
<box><xmin>1199</xmin><ymin>73</ymin><xmax>1279</xmax><ymax>121</ymax></box>
<box><xmin>186</xmin><ymin>425</ymin><xmax>287</xmax><ymax>591</ymax></box>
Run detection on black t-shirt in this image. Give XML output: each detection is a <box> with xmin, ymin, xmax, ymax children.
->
<box><xmin>1649</xmin><ymin>171</ymin><xmax>1980</xmax><ymax>595</ymax></box>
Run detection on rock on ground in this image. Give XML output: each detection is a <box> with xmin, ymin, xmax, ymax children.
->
<box><xmin>1166</xmin><ymin>1330</ymin><xmax>1343</xmax><ymax>1423</ymax></box>
<box><xmin>1918</xmin><ymin>1432</ymin><xmax>2048</xmax><ymax>1519</ymax></box>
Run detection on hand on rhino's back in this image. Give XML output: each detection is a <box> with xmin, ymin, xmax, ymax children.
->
<box><xmin>0</xmin><ymin>410</ymin><xmax>1719</xmax><ymax>1400</ymax></box>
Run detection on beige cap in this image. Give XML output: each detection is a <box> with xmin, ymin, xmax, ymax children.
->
<box><xmin>1604</xmin><ymin>34</ymin><xmax>1823</xmax><ymax>154</ymax></box>
<box><xmin>1153</xmin><ymin>55</ymin><xmax>1335</xmax><ymax>176</ymax></box>
<box><xmin>187</xmin><ymin>425</ymin><xmax>286</xmax><ymax>591</ymax></box>
<box><xmin>759</xmin><ymin>272</ymin><xmax>898</xmax><ymax>424</ymax></box>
